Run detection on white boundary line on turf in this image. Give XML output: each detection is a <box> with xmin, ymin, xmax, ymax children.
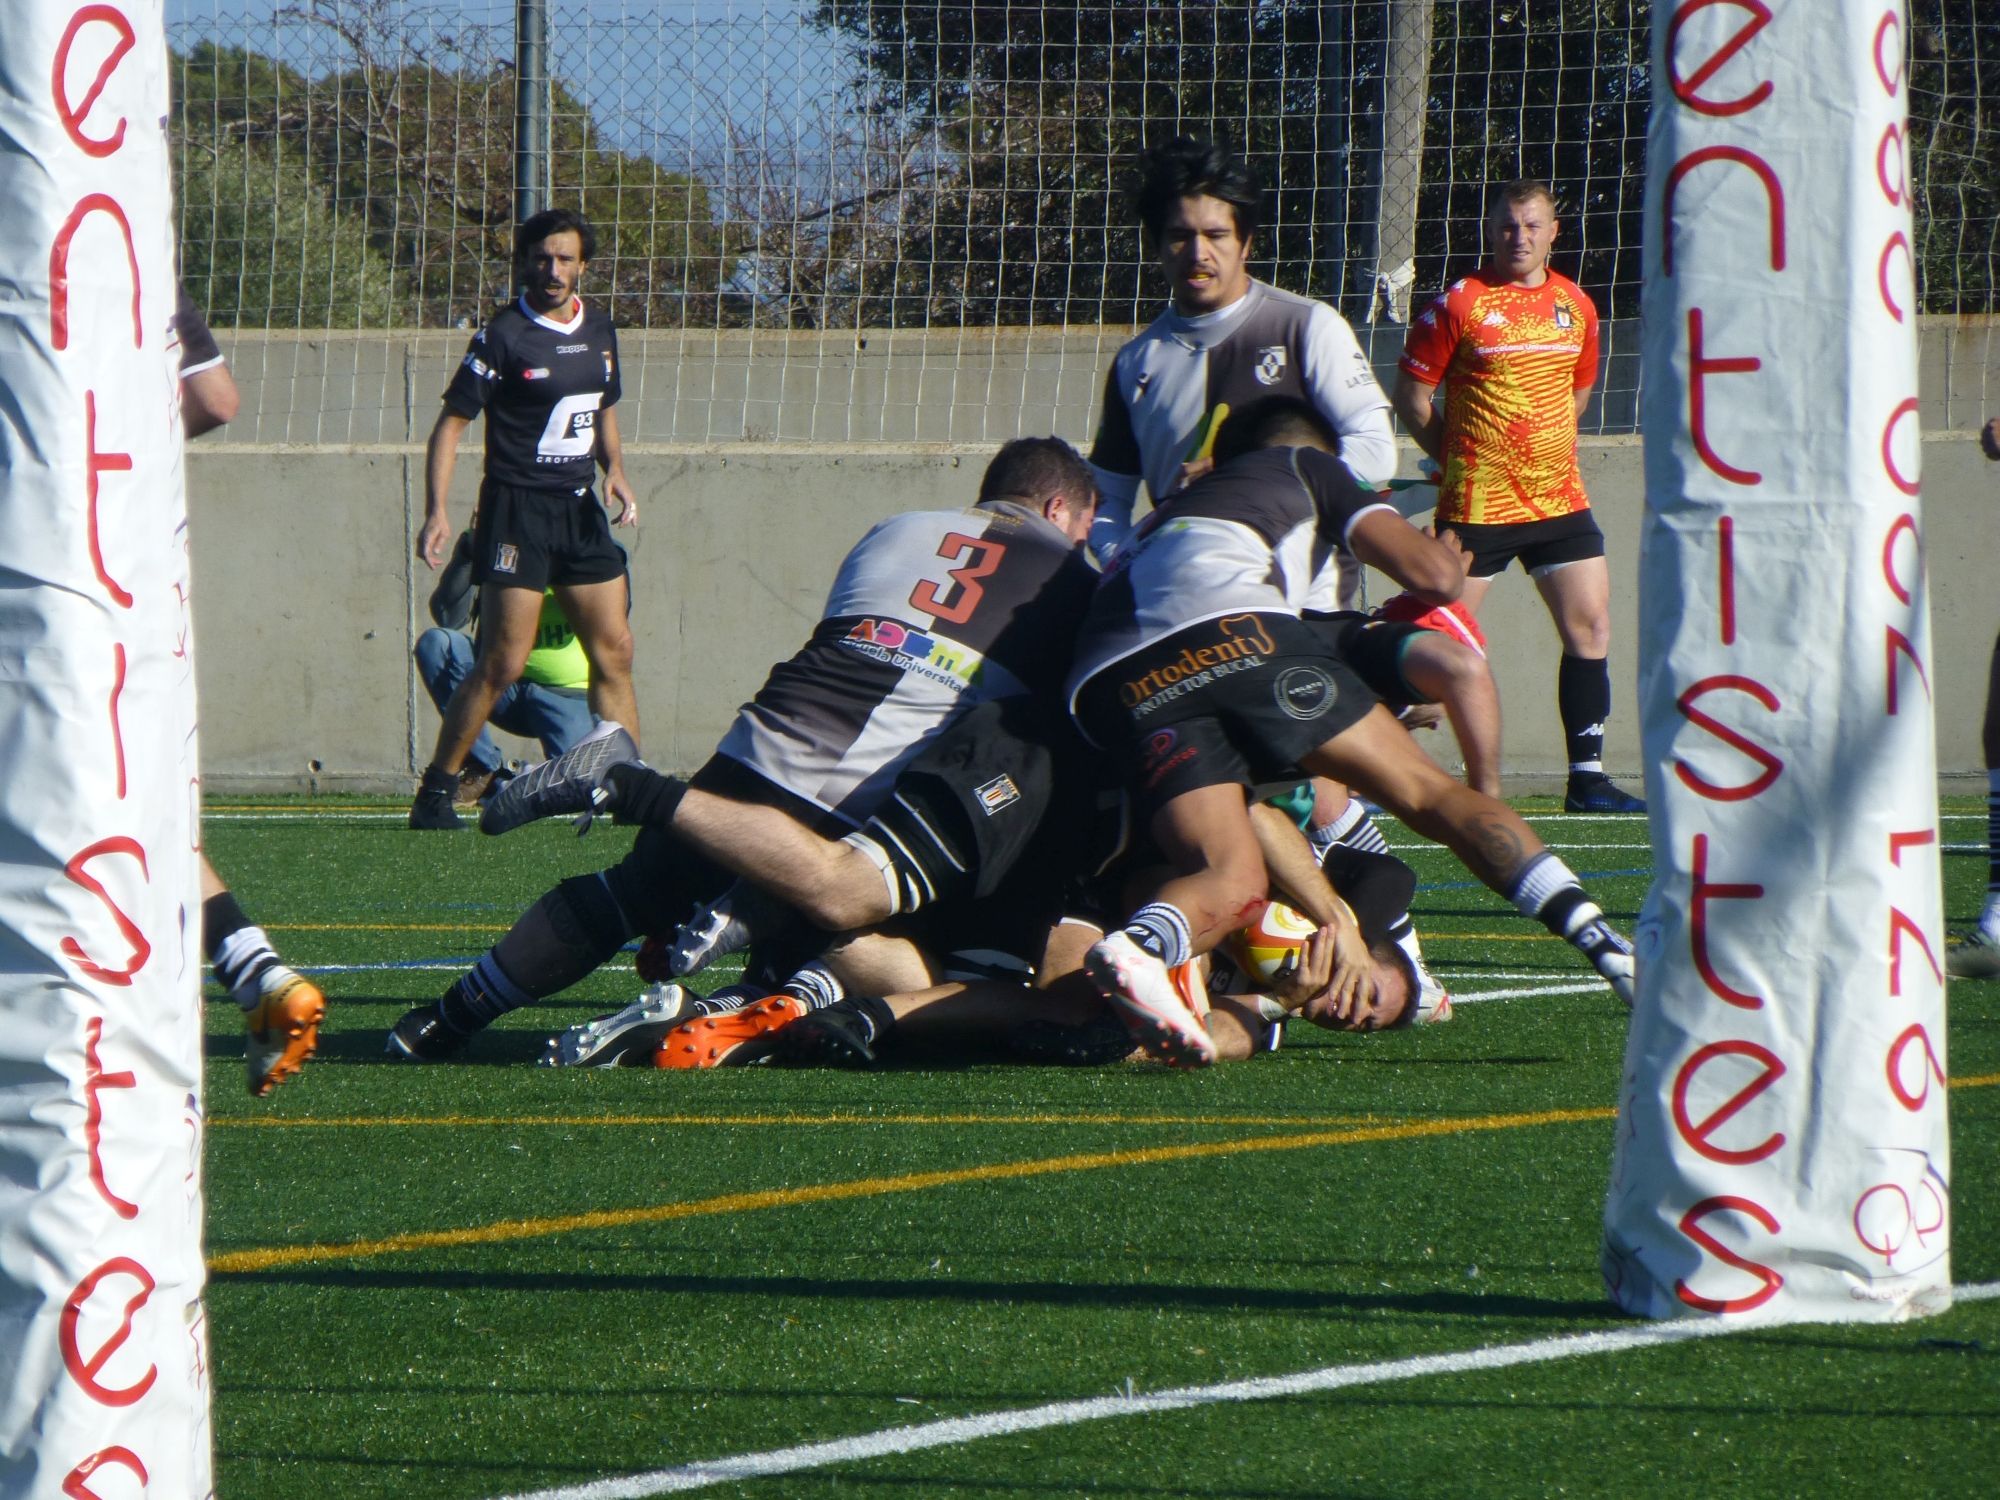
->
<box><xmin>490</xmin><ymin>1282</ymin><xmax>2000</xmax><ymax>1500</ymax></box>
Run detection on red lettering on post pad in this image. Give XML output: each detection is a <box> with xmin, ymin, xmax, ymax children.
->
<box><xmin>1676</xmin><ymin>1196</ymin><xmax>1784</xmax><ymax>1314</ymax></box>
<box><xmin>59</xmin><ymin>1257</ymin><xmax>157</xmax><ymax>1406</ymax></box>
<box><xmin>52</xmin><ymin>6</ymin><xmax>136</xmax><ymax>158</ymax></box>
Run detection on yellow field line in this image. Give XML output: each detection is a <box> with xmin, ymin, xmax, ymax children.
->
<box><xmin>211</xmin><ymin>1110</ymin><xmax>1389</xmax><ymax>1130</ymax></box>
<box><xmin>207</xmin><ymin>1106</ymin><xmax>1612</xmax><ymax>1274</ymax></box>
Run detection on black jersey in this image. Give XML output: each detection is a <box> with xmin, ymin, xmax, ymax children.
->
<box><xmin>443</xmin><ymin>296</ymin><xmax>622</xmax><ymax>491</ymax></box>
<box><xmin>1067</xmin><ymin>446</ymin><xmax>1395</xmax><ymax>699</ymax></box>
<box><xmin>718</xmin><ymin>501</ymin><xmax>1097</xmax><ymax>821</ymax></box>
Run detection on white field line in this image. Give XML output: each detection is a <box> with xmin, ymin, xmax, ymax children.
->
<box><xmin>490</xmin><ymin>1281</ymin><xmax>2000</xmax><ymax>1500</ymax></box>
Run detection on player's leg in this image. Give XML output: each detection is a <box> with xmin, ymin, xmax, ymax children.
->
<box><xmin>199</xmin><ymin>854</ymin><xmax>326</xmax><ymax>1096</ymax></box>
<box><xmin>552</xmin><ymin>573</ymin><xmax>639</xmax><ymax>742</ymax></box>
<box><xmin>1533</xmin><ymin>548</ymin><xmax>1643</xmax><ymax>813</ymax></box>
<box><xmin>413</xmin><ymin>625</ymin><xmax>507</xmax><ymax>791</ymax></box>
<box><xmin>1398</xmin><ymin>631</ymin><xmax>1504</xmax><ymax>797</ymax></box>
<box><xmin>1303</xmin><ymin>705</ymin><xmax>1635</xmax><ymax>1003</ymax></box>
<box><xmin>411</xmin><ymin>583</ymin><xmax>542</xmax><ymax>829</ymax></box>
<box><xmin>1948</xmin><ymin>631</ymin><xmax>2000</xmax><ymax>976</ymax></box>
<box><xmin>388</xmin><ymin>824</ymin><xmax>718</xmax><ymax>1060</ymax></box>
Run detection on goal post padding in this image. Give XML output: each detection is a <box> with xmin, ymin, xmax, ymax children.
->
<box><xmin>0</xmin><ymin>3</ymin><xmax>212</xmax><ymax>1493</ymax></box>
<box><xmin>1606</xmin><ymin>0</ymin><xmax>1950</xmax><ymax>1321</ymax></box>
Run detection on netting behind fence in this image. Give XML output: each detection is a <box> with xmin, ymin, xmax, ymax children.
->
<box><xmin>166</xmin><ymin>1</ymin><xmax>1997</xmax><ymax>445</ymax></box>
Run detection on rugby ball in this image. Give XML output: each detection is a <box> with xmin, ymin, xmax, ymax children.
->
<box><xmin>1224</xmin><ymin>900</ymin><xmax>1320</xmax><ymax>986</ymax></box>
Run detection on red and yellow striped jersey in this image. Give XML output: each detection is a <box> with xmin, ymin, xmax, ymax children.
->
<box><xmin>1399</xmin><ymin>270</ymin><xmax>1599</xmax><ymax>526</ymax></box>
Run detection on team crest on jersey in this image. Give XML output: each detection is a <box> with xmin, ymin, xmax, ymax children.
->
<box><xmin>494</xmin><ymin>544</ymin><xmax>519</xmax><ymax>574</ymax></box>
<box><xmin>1254</xmin><ymin>345</ymin><xmax>1288</xmax><ymax>385</ymax></box>
<box><xmin>1554</xmin><ymin>305</ymin><xmax>1574</xmax><ymax>330</ymax></box>
<box><xmin>974</xmin><ymin>774</ymin><xmax>1021</xmax><ymax>816</ymax></box>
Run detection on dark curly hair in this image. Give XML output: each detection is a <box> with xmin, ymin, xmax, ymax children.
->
<box><xmin>515</xmin><ymin>207</ymin><xmax>598</xmax><ymax>264</ymax></box>
<box><xmin>1132</xmin><ymin>135</ymin><xmax>1264</xmax><ymax>244</ymax></box>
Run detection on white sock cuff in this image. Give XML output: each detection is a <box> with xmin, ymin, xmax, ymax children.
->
<box><xmin>841</xmin><ymin>831</ymin><xmax>904</xmax><ymax>916</ymax></box>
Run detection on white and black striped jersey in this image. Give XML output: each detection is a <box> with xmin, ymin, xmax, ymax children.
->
<box><xmin>1086</xmin><ymin>280</ymin><xmax>1397</xmax><ymax>557</ymax></box>
<box><xmin>719</xmin><ymin>501</ymin><xmax>1097</xmax><ymax>823</ymax></box>
<box><xmin>443</xmin><ymin>296</ymin><xmax>622</xmax><ymax>491</ymax></box>
<box><xmin>171</xmin><ymin>286</ymin><xmax>224</xmax><ymax>377</ymax></box>
<box><xmin>1066</xmin><ymin>446</ymin><xmax>1397</xmax><ymax>702</ymax></box>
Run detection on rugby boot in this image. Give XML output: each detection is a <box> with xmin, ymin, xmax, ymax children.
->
<box><xmin>653</xmin><ymin>995</ymin><xmax>807</xmax><ymax>1069</ymax></box>
<box><xmin>480</xmin><ymin>722</ymin><xmax>639</xmax><ymax>834</ymax></box>
<box><xmin>542</xmin><ymin>985</ymin><xmax>697</xmax><ymax>1067</ymax></box>
<box><xmin>1083</xmin><ymin>933</ymin><xmax>1216</xmax><ymax>1068</ymax></box>
<box><xmin>242</xmin><ymin>966</ymin><xmax>326</xmax><ymax>1097</ymax></box>
<box><xmin>1564</xmin><ymin>772</ymin><xmax>1646</xmax><ymax>814</ymax></box>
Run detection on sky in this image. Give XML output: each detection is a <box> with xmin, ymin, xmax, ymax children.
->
<box><xmin>161</xmin><ymin>0</ymin><xmax>860</xmax><ymax>164</ymax></box>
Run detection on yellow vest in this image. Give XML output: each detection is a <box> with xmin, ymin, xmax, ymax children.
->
<box><xmin>519</xmin><ymin>592</ymin><xmax>589</xmax><ymax>690</ymax></box>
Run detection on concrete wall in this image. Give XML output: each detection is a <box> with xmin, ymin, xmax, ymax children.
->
<box><xmin>187</xmin><ymin>319</ymin><xmax>2000</xmax><ymax>793</ymax></box>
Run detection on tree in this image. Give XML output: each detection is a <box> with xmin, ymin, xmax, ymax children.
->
<box><xmin>170</xmin><ymin>2</ymin><xmax>728</xmax><ymax>328</ymax></box>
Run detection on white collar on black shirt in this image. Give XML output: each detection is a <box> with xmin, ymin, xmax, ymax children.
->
<box><xmin>517</xmin><ymin>294</ymin><xmax>586</xmax><ymax>333</ymax></box>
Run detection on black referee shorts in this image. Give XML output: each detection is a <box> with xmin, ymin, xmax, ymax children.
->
<box><xmin>472</xmin><ymin>478</ymin><xmax>628</xmax><ymax>591</ymax></box>
<box><xmin>1445</xmin><ymin>511</ymin><xmax>1604</xmax><ymax>580</ymax></box>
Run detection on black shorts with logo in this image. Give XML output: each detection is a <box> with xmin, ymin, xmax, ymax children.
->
<box><xmin>1445</xmin><ymin>510</ymin><xmax>1604</xmax><ymax>579</ymax></box>
<box><xmin>1303</xmin><ymin>611</ymin><xmax>1429</xmax><ymax>709</ymax></box>
<box><xmin>472</xmin><ymin>478</ymin><xmax>628</xmax><ymax>591</ymax></box>
<box><xmin>1074</xmin><ymin>611</ymin><xmax>1378</xmax><ymax>810</ymax></box>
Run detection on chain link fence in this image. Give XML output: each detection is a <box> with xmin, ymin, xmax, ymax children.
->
<box><xmin>167</xmin><ymin>1</ymin><xmax>1997</xmax><ymax>444</ymax></box>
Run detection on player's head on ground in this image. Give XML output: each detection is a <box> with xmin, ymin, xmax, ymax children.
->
<box><xmin>1133</xmin><ymin>136</ymin><xmax>1263</xmax><ymax>316</ymax></box>
<box><xmin>1210</xmin><ymin>394</ymin><xmax>1343</xmax><ymax>466</ymax></box>
<box><xmin>1299</xmin><ymin>936</ymin><xmax>1418</xmax><ymax>1031</ymax></box>
<box><xmin>1484</xmin><ymin>179</ymin><xmax>1559</xmax><ymax>287</ymax></box>
<box><xmin>979</xmin><ymin>436</ymin><xmax>1099</xmax><ymax>545</ymax></box>
<box><xmin>515</xmin><ymin>207</ymin><xmax>598</xmax><ymax>313</ymax></box>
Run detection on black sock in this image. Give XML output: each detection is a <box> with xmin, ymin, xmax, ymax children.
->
<box><xmin>1558</xmin><ymin>654</ymin><xmax>1611</xmax><ymax>774</ymax></box>
<box><xmin>1987</xmin><ymin>770</ymin><xmax>2000</xmax><ymax>897</ymax></box>
<box><xmin>437</xmin><ymin>951</ymin><xmax>536</xmax><ymax>1035</ymax></box>
<box><xmin>418</xmin><ymin>763</ymin><xmax>458</xmax><ymax>797</ymax></box>
<box><xmin>846</xmin><ymin>995</ymin><xmax>896</xmax><ymax>1045</ymax></box>
<box><xmin>203</xmin><ymin>891</ymin><xmax>280</xmax><ymax>998</ymax></box>
<box><xmin>608</xmin><ymin>764</ymin><xmax>687</xmax><ymax>828</ymax></box>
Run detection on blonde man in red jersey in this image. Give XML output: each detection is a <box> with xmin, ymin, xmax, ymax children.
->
<box><xmin>1391</xmin><ymin>180</ymin><xmax>1642</xmax><ymax>813</ymax></box>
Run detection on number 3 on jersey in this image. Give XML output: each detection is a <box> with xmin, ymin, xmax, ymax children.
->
<box><xmin>537</xmin><ymin>392</ymin><xmax>603</xmax><ymax>459</ymax></box>
<box><xmin>909</xmin><ymin>532</ymin><xmax>1007</xmax><ymax>624</ymax></box>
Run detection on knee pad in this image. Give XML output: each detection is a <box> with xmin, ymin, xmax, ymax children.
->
<box><xmin>549</xmin><ymin>872</ymin><xmax>634</xmax><ymax>957</ymax></box>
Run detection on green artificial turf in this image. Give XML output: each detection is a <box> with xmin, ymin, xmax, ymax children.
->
<box><xmin>195</xmin><ymin>798</ymin><xmax>2000</xmax><ymax>1499</ymax></box>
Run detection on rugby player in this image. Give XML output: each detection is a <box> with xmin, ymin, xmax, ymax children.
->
<box><xmin>174</xmin><ymin>288</ymin><xmax>328</xmax><ymax>1095</ymax></box>
<box><xmin>409</xmin><ymin>207</ymin><xmax>639</xmax><ymax>830</ymax></box>
<box><xmin>1947</xmin><ymin>413</ymin><xmax>2000</xmax><ymax>976</ymax></box>
<box><xmin>1392</xmin><ymin>179</ymin><xmax>1643</xmax><ymax>814</ymax></box>
<box><xmin>387</xmin><ymin>438</ymin><xmax>1100</xmax><ymax>1060</ymax></box>
<box><xmin>1068</xmin><ymin>396</ymin><xmax>1636</xmax><ymax>1066</ymax></box>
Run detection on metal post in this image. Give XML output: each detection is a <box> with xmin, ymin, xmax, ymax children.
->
<box><xmin>515</xmin><ymin>0</ymin><xmax>548</xmax><ymax>225</ymax></box>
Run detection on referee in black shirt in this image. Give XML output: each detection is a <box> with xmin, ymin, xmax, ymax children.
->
<box><xmin>410</xmin><ymin>208</ymin><xmax>640</xmax><ymax>829</ymax></box>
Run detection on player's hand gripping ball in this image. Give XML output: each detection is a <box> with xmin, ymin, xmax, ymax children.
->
<box><xmin>1225</xmin><ymin>899</ymin><xmax>1320</xmax><ymax>986</ymax></box>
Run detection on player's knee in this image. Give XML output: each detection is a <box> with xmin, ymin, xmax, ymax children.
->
<box><xmin>586</xmin><ymin>626</ymin><xmax>635</xmax><ymax>682</ymax></box>
<box><xmin>473</xmin><ymin>647</ymin><xmax>528</xmax><ymax>692</ymax></box>
<box><xmin>545</xmin><ymin>873</ymin><xmax>635</xmax><ymax>961</ymax></box>
<box><xmin>1563</xmin><ymin>612</ymin><xmax>1611</xmax><ymax>658</ymax></box>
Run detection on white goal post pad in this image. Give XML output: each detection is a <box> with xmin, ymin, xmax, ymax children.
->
<box><xmin>0</xmin><ymin>3</ymin><xmax>212</xmax><ymax>1494</ymax></box>
<box><xmin>1606</xmin><ymin>1</ymin><xmax>1950</xmax><ymax>1322</ymax></box>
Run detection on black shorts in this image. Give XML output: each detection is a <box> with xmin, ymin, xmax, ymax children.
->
<box><xmin>1446</xmin><ymin>511</ymin><xmax>1605</xmax><ymax>579</ymax></box>
<box><xmin>1303</xmin><ymin>611</ymin><xmax>1429</xmax><ymax>708</ymax></box>
<box><xmin>472</xmin><ymin>478</ymin><xmax>627</xmax><ymax>591</ymax></box>
<box><xmin>1074</xmin><ymin>612</ymin><xmax>1378</xmax><ymax>810</ymax></box>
